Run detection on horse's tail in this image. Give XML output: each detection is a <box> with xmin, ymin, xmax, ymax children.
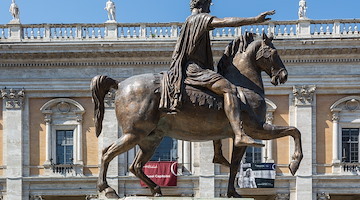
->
<box><xmin>90</xmin><ymin>75</ymin><xmax>119</xmax><ymax>138</ymax></box>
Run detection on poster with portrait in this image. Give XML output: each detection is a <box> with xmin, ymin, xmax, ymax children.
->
<box><xmin>238</xmin><ymin>163</ymin><xmax>276</xmax><ymax>188</ymax></box>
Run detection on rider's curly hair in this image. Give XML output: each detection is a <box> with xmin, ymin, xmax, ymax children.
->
<box><xmin>190</xmin><ymin>0</ymin><xmax>211</xmax><ymax>10</ymax></box>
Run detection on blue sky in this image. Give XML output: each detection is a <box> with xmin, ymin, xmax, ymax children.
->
<box><xmin>0</xmin><ymin>0</ymin><xmax>359</xmax><ymax>24</ymax></box>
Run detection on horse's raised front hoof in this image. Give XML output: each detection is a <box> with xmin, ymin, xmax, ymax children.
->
<box><xmin>227</xmin><ymin>191</ymin><xmax>242</xmax><ymax>198</ymax></box>
<box><xmin>213</xmin><ymin>155</ymin><xmax>230</xmax><ymax>168</ymax></box>
<box><xmin>104</xmin><ymin>187</ymin><xmax>120</xmax><ymax>199</ymax></box>
<box><xmin>152</xmin><ymin>186</ymin><xmax>162</xmax><ymax>197</ymax></box>
<box><xmin>289</xmin><ymin>161</ymin><xmax>300</xmax><ymax>176</ymax></box>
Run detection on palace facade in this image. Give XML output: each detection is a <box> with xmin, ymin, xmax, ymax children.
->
<box><xmin>0</xmin><ymin>18</ymin><xmax>360</xmax><ymax>200</ymax></box>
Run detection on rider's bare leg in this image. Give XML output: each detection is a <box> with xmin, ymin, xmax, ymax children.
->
<box><xmin>211</xmin><ymin>79</ymin><xmax>263</xmax><ymax>147</ymax></box>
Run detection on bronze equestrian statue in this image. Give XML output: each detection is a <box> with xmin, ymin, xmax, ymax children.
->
<box><xmin>160</xmin><ymin>0</ymin><xmax>275</xmax><ymax>148</ymax></box>
<box><xmin>91</xmin><ymin>0</ymin><xmax>303</xmax><ymax>198</ymax></box>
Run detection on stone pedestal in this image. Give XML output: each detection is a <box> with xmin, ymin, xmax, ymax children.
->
<box><xmin>105</xmin><ymin>22</ymin><xmax>118</xmax><ymax>40</ymax></box>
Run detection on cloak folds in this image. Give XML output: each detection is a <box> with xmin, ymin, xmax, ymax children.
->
<box><xmin>159</xmin><ymin>13</ymin><xmax>215</xmax><ymax>111</ymax></box>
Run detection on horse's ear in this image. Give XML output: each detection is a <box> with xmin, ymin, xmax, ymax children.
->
<box><xmin>262</xmin><ymin>31</ymin><xmax>273</xmax><ymax>44</ymax></box>
<box><xmin>268</xmin><ymin>33</ymin><xmax>274</xmax><ymax>41</ymax></box>
<box><xmin>262</xmin><ymin>31</ymin><xmax>268</xmax><ymax>40</ymax></box>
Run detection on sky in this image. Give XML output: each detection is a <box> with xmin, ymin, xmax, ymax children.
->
<box><xmin>0</xmin><ymin>0</ymin><xmax>359</xmax><ymax>24</ymax></box>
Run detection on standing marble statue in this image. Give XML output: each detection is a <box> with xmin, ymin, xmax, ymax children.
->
<box><xmin>9</xmin><ymin>0</ymin><xmax>20</xmax><ymax>22</ymax></box>
<box><xmin>105</xmin><ymin>0</ymin><xmax>116</xmax><ymax>22</ymax></box>
<box><xmin>159</xmin><ymin>0</ymin><xmax>274</xmax><ymax>147</ymax></box>
<box><xmin>298</xmin><ymin>0</ymin><xmax>307</xmax><ymax>19</ymax></box>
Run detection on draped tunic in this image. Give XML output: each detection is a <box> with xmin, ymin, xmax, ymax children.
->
<box><xmin>159</xmin><ymin>13</ymin><xmax>223</xmax><ymax>111</ymax></box>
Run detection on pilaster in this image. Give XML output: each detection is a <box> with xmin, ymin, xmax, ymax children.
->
<box><xmin>292</xmin><ymin>85</ymin><xmax>316</xmax><ymax>200</ymax></box>
<box><xmin>98</xmin><ymin>91</ymin><xmax>120</xmax><ymax>196</ymax></box>
<box><xmin>195</xmin><ymin>141</ymin><xmax>215</xmax><ymax>198</ymax></box>
<box><xmin>1</xmin><ymin>88</ymin><xmax>25</xmax><ymax>200</ymax></box>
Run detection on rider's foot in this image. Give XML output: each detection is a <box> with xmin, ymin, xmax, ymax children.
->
<box><xmin>234</xmin><ymin>134</ymin><xmax>265</xmax><ymax>148</ymax></box>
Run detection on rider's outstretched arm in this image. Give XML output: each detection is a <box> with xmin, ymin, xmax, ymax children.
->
<box><xmin>210</xmin><ymin>10</ymin><xmax>275</xmax><ymax>28</ymax></box>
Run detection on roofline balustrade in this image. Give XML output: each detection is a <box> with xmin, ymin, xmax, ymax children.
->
<box><xmin>0</xmin><ymin>19</ymin><xmax>360</xmax><ymax>42</ymax></box>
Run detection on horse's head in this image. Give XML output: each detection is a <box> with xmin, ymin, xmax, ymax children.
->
<box><xmin>254</xmin><ymin>33</ymin><xmax>288</xmax><ymax>86</ymax></box>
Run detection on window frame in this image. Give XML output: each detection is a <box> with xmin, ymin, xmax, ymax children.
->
<box><xmin>40</xmin><ymin>98</ymin><xmax>85</xmax><ymax>176</ymax></box>
<box><xmin>330</xmin><ymin>96</ymin><xmax>360</xmax><ymax>174</ymax></box>
<box><xmin>341</xmin><ymin>128</ymin><xmax>360</xmax><ymax>163</ymax></box>
<box><xmin>52</xmin><ymin>127</ymin><xmax>76</xmax><ymax>165</ymax></box>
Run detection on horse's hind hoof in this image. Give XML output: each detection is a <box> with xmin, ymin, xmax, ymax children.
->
<box><xmin>152</xmin><ymin>186</ymin><xmax>163</xmax><ymax>197</ymax></box>
<box><xmin>227</xmin><ymin>191</ymin><xmax>242</xmax><ymax>198</ymax></box>
<box><xmin>104</xmin><ymin>187</ymin><xmax>120</xmax><ymax>199</ymax></box>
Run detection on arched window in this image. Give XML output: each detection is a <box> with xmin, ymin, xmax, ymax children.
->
<box><xmin>40</xmin><ymin>98</ymin><xmax>85</xmax><ymax>176</ymax></box>
<box><xmin>330</xmin><ymin>96</ymin><xmax>360</xmax><ymax>174</ymax></box>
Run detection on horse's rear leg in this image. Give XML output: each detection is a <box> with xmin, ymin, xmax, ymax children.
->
<box><xmin>98</xmin><ymin>133</ymin><xmax>138</xmax><ymax>198</ymax></box>
<box><xmin>212</xmin><ymin>140</ymin><xmax>230</xmax><ymax>167</ymax></box>
<box><xmin>129</xmin><ymin>133</ymin><xmax>163</xmax><ymax>197</ymax></box>
<box><xmin>227</xmin><ymin>145</ymin><xmax>247</xmax><ymax>198</ymax></box>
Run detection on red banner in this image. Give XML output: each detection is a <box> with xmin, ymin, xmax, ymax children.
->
<box><xmin>140</xmin><ymin>161</ymin><xmax>177</xmax><ymax>187</ymax></box>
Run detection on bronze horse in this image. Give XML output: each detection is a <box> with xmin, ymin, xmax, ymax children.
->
<box><xmin>91</xmin><ymin>33</ymin><xmax>303</xmax><ymax>198</ymax></box>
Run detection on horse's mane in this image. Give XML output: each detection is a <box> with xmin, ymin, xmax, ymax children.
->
<box><xmin>217</xmin><ymin>32</ymin><xmax>254</xmax><ymax>75</ymax></box>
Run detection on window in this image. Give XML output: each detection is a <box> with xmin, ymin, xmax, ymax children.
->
<box><xmin>151</xmin><ymin>137</ymin><xmax>177</xmax><ymax>161</ymax></box>
<box><xmin>330</xmin><ymin>96</ymin><xmax>360</xmax><ymax>174</ymax></box>
<box><xmin>40</xmin><ymin>98</ymin><xmax>85</xmax><ymax>176</ymax></box>
<box><xmin>56</xmin><ymin>130</ymin><xmax>74</xmax><ymax>165</ymax></box>
<box><xmin>342</xmin><ymin>128</ymin><xmax>359</xmax><ymax>163</ymax></box>
<box><xmin>245</xmin><ymin>145</ymin><xmax>262</xmax><ymax>163</ymax></box>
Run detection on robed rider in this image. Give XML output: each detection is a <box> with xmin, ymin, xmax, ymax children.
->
<box><xmin>159</xmin><ymin>0</ymin><xmax>275</xmax><ymax>147</ymax></box>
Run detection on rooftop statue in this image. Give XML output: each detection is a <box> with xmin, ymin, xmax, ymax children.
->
<box><xmin>105</xmin><ymin>0</ymin><xmax>116</xmax><ymax>22</ymax></box>
<box><xmin>298</xmin><ymin>0</ymin><xmax>308</xmax><ymax>19</ymax></box>
<box><xmin>91</xmin><ymin>0</ymin><xmax>303</xmax><ymax>198</ymax></box>
<box><xmin>9</xmin><ymin>0</ymin><xmax>20</xmax><ymax>23</ymax></box>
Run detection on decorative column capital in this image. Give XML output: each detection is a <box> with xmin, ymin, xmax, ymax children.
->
<box><xmin>104</xmin><ymin>91</ymin><xmax>116</xmax><ymax>108</ymax></box>
<box><xmin>332</xmin><ymin>112</ymin><xmax>339</xmax><ymax>122</ymax></box>
<box><xmin>293</xmin><ymin>85</ymin><xmax>316</xmax><ymax>106</ymax></box>
<box><xmin>44</xmin><ymin>113</ymin><xmax>52</xmax><ymax>123</ymax></box>
<box><xmin>266</xmin><ymin>112</ymin><xmax>274</xmax><ymax>124</ymax></box>
<box><xmin>1</xmin><ymin>88</ymin><xmax>25</xmax><ymax>109</ymax></box>
<box><xmin>76</xmin><ymin>115</ymin><xmax>83</xmax><ymax>122</ymax></box>
<box><xmin>275</xmin><ymin>193</ymin><xmax>290</xmax><ymax>200</ymax></box>
<box><xmin>317</xmin><ymin>192</ymin><xmax>330</xmax><ymax>200</ymax></box>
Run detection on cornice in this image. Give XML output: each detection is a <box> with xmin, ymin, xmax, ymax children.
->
<box><xmin>1</xmin><ymin>42</ymin><xmax>360</xmax><ymax>65</ymax></box>
<box><xmin>0</xmin><ymin>50</ymin><xmax>172</xmax><ymax>60</ymax></box>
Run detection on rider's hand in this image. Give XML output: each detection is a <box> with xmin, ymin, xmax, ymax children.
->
<box><xmin>256</xmin><ymin>10</ymin><xmax>275</xmax><ymax>23</ymax></box>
